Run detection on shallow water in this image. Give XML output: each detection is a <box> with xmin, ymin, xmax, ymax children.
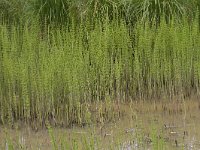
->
<box><xmin>1</xmin><ymin>100</ymin><xmax>200</xmax><ymax>149</ymax></box>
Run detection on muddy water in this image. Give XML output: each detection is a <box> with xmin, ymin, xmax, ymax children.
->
<box><xmin>1</xmin><ymin>100</ymin><xmax>200</xmax><ymax>149</ymax></box>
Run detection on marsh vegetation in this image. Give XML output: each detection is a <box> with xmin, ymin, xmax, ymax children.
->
<box><xmin>1</xmin><ymin>100</ymin><xmax>200</xmax><ymax>149</ymax></box>
<box><xmin>0</xmin><ymin>0</ymin><xmax>200</xmax><ymax>149</ymax></box>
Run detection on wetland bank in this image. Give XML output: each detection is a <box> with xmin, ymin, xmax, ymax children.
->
<box><xmin>1</xmin><ymin>100</ymin><xmax>200</xmax><ymax>149</ymax></box>
<box><xmin>1</xmin><ymin>0</ymin><xmax>200</xmax><ymax>149</ymax></box>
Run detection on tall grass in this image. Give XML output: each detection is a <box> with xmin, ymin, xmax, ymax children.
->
<box><xmin>0</xmin><ymin>0</ymin><xmax>199</xmax><ymax>25</ymax></box>
<box><xmin>0</xmin><ymin>14</ymin><xmax>200</xmax><ymax>126</ymax></box>
<box><xmin>0</xmin><ymin>0</ymin><xmax>34</xmax><ymax>23</ymax></box>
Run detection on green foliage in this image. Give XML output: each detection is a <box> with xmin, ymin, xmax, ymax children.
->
<box><xmin>33</xmin><ymin>0</ymin><xmax>72</xmax><ymax>25</ymax></box>
<box><xmin>0</xmin><ymin>13</ymin><xmax>200</xmax><ymax>127</ymax></box>
<box><xmin>121</xmin><ymin>0</ymin><xmax>185</xmax><ymax>23</ymax></box>
<box><xmin>150</xmin><ymin>124</ymin><xmax>165</xmax><ymax>150</ymax></box>
<box><xmin>0</xmin><ymin>0</ymin><xmax>199</xmax><ymax>25</ymax></box>
<box><xmin>0</xmin><ymin>0</ymin><xmax>34</xmax><ymax>23</ymax></box>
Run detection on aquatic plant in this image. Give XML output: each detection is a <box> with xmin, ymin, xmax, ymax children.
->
<box><xmin>0</xmin><ymin>13</ymin><xmax>200</xmax><ymax>127</ymax></box>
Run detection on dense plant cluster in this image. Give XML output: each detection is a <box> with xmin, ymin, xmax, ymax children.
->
<box><xmin>0</xmin><ymin>0</ymin><xmax>199</xmax><ymax>24</ymax></box>
<box><xmin>0</xmin><ymin>0</ymin><xmax>200</xmax><ymax>127</ymax></box>
<box><xmin>1</xmin><ymin>16</ymin><xmax>200</xmax><ymax>126</ymax></box>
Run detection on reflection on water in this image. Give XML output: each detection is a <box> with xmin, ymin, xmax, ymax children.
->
<box><xmin>1</xmin><ymin>100</ymin><xmax>200</xmax><ymax>149</ymax></box>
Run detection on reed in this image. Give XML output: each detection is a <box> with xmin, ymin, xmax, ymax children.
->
<box><xmin>0</xmin><ymin>12</ymin><xmax>200</xmax><ymax>127</ymax></box>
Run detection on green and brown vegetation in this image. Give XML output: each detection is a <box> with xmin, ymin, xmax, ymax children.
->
<box><xmin>1</xmin><ymin>13</ymin><xmax>200</xmax><ymax>127</ymax></box>
<box><xmin>1</xmin><ymin>0</ymin><xmax>200</xmax><ymax>149</ymax></box>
